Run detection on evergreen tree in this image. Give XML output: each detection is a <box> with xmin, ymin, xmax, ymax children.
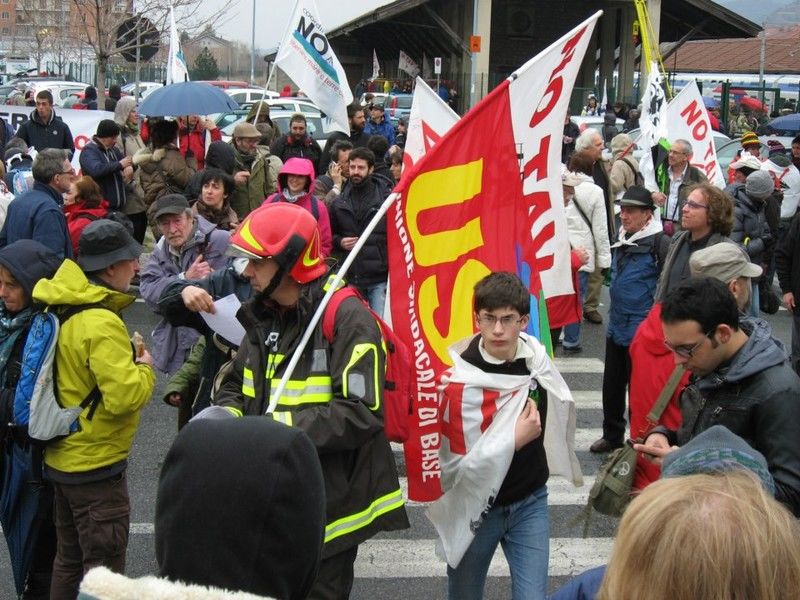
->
<box><xmin>192</xmin><ymin>47</ymin><xmax>219</xmax><ymax>80</ymax></box>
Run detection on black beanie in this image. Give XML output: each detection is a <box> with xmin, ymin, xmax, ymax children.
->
<box><xmin>155</xmin><ymin>417</ymin><xmax>325</xmax><ymax>600</ymax></box>
<box><xmin>96</xmin><ymin>119</ymin><xmax>121</xmax><ymax>138</ymax></box>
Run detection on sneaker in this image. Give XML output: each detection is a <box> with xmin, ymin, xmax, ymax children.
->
<box><xmin>590</xmin><ymin>438</ymin><xmax>624</xmax><ymax>453</ymax></box>
<box><xmin>583</xmin><ymin>310</ymin><xmax>603</xmax><ymax>324</ymax></box>
<box><xmin>562</xmin><ymin>344</ymin><xmax>582</xmax><ymax>355</ymax></box>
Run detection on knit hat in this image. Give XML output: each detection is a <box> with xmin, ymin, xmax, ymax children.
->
<box><xmin>96</xmin><ymin>119</ymin><xmax>121</xmax><ymax>138</ymax></box>
<box><xmin>689</xmin><ymin>241</ymin><xmax>763</xmax><ymax>282</ymax></box>
<box><xmin>740</xmin><ymin>131</ymin><xmax>760</xmax><ymax>148</ymax></box>
<box><xmin>767</xmin><ymin>139</ymin><xmax>786</xmax><ymax>156</ymax></box>
<box><xmin>661</xmin><ymin>425</ymin><xmax>775</xmax><ymax>494</ymax></box>
<box><xmin>770</xmin><ymin>153</ymin><xmax>791</xmax><ymax>168</ymax></box>
<box><xmin>156</xmin><ymin>417</ymin><xmax>325</xmax><ymax>600</ymax></box>
<box><xmin>745</xmin><ymin>169</ymin><xmax>775</xmax><ymax>199</ymax></box>
<box><xmin>610</xmin><ymin>133</ymin><xmax>633</xmax><ymax>156</ymax></box>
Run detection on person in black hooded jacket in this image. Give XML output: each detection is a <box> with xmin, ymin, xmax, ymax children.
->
<box><xmin>16</xmin><ymin>91</ymin><xmax>74</xmax><ymax>153</ymax></box>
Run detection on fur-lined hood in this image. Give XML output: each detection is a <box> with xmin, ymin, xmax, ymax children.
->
<box><xmin>78</xmin><ymin>567</ymin><xmax>275</xmax><ymax>600</ymax></box>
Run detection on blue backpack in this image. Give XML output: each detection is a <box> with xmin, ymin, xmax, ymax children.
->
<box><xmin>14</xmin><ymin>304</ymin><xmax>107</xmax><ymax>442</ymax></box>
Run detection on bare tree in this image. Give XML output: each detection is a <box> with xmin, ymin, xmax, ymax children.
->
<box><xmin>71</xmin><ymin>0</ymin><xmax>225</xmax><ymax>98</ymax></box>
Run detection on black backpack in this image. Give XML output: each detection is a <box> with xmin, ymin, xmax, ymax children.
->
<box><xmin>75</xmin><ymin>211</ymin><xmax>135</xmax><ymax>237</ymax></box>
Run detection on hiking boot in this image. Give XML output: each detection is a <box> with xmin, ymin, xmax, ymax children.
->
<box><xmin>590</xmin><ymin>438</ymin><xmax>624</xmax><ymax>453</ymax></box>
<box><xmin>584</xmin><ymin>310</ymin><xmax>603</xmax><ymax>324</ymax></box>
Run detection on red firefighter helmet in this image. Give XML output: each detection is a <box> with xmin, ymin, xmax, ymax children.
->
<box><xmin>228</xmin><ymin>203</ymin><xmax>327</xmax><ymax>284</ymax></box>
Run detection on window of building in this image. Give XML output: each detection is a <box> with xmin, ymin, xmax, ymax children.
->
<box><xmin>1</xmin><ymin>11</ymin><xmax>8</xmax><ymax>19</ymax></box>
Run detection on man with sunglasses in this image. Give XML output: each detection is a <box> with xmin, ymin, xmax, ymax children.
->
<box><xmin>634</xmin><ymin>277</ymin><xmax>800</xmax><ymax>517</ymax></box>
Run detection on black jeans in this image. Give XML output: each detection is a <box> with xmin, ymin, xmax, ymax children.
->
<box><xmin>601</xmin><ymin>337</ymin><xmax>632</xmax><ymax>445</ymax></box>
<box><xmin>307</xmin><ymin>545</ymin><xmax>359</xmax><ymax>600</ymax></box>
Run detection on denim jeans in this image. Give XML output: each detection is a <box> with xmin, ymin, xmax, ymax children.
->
<box><xmin>357</xmin><ymin>281</ymin><xmax>387</xmax><ymax>317</ymax></box>
<box><xmin>447</xmin><ymin>485</ymin><xmax>549</xmax><ymax>600</ymax></box>
<box><xmin>563</xmin><ymin>271</ymin><xmax>589</xmax><ymax>348</ymax></box>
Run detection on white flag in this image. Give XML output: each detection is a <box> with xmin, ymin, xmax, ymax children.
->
<box><xmin>274</xmin><ymin>0</ymin><xmax>353</xmax><ymax>133</ymax></box>
<box><xmin>639</xmin><ymin>62</ymin><xmax>668</xmax><ymax>191</ymax></box>
<box><xmin>404</xmin><ymin>76</ymin><xmax>458</xmax><ymax>169</ymax></box>
<box><xmin>601</xmin><ymin>78</ymin><xmax>608</xmax><ymax>114</ymax></box>
<box><xmin>422</xmin><ymin>53</ymin><xmax>432</xmax><ymax>79</ymax></box>
<box><xmin>166</xmin><ymin>6</ymin><xmax>189</xmax><ymax>85</ymax></box>
<box><xmin>372</xmin><ymin>49</ymin><xmax>379</xmax><ymax>80</ymax></box>
<box><xmin>665</xmin><ymin>81</ymin><xmax>725</xmax><ymax>188</ymax></box>
<box><xmin>398</xmin><ymin>50</ymin><xmax>420</xmax><ymax>77</ymax></box>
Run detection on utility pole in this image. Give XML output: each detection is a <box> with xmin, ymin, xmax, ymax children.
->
<box><xmin>250</xmin><ymin>0</ymin><xmax>256</xmax><ymax>85</ymax></box>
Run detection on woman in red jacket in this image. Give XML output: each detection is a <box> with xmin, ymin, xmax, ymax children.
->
<box><xmin>177</xmin><ymin>115</ymin><xmax>222</xmax><ymax>170</ymax></box>
<box><xmin>64</xmin><ymin>176</ymin><xmax>109</xmax><ymax>257</ymax></box>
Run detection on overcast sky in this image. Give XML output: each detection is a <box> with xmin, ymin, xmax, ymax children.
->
<box><xmin>200</xmin><ymin>0</ymin><xmax>394</xmax><ymax>49</ymax></box>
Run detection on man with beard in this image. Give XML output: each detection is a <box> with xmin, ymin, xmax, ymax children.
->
<box><xmin>330</xmin><ymin>147</ymin><xmax>390</xmax><ymax>314</ymax></box>
<box><xmin>229</xmin><ymin>122</ymin><xmax>282</xmax><ymax>219</ymax></box>
<box><xmin>269</xmin><ymin>113</ymin><xmax>322</xmax><ymax>175</ymax></box>
<box><xmin>320</xmin><ymin>103</ymin><xmax>370</xmax><ymax>173</ymax></box>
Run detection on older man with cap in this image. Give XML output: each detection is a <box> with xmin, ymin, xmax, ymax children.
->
<box><xmin>140</xmin><ymin>194</ymin><xmax>230</xmax><ymax>379</ymax></box>
<box><xmin>31</xmin><ymin>220</ymin><xmax>155</xmax><ymax>600</ymax></box>
<box><xmin>229</xmin><ymin>121</ymin><xmax>282</xmax><ymax>219</ymax></box>
<box><xmin>79</xmin><ymin>119</ymin><xmax>134</xmax><ymax>211</ymax></box>
<box><xmin>591</xmin><ymin>185</ymin><xmax>669</xmax><ymax>453</ymax></box>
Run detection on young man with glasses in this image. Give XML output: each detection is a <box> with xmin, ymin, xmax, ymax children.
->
<box><xmin>431</xmin><ymin>272</ymin><xmax>580</xmax><ymax>600</ymax></box>
<box><xmin>0</xmin><ymin>148</ymin><xmax>74</xmax><ymax>258</ymax></box>
<box><xmin>634</xmin><ymin>276</ymin><xmax>800</xmax><ymax>517</ymax></box>
<box><xmin>650</xmin><ymin>139</ymin><xmax>708</xmax><ymax>235</ymax></box>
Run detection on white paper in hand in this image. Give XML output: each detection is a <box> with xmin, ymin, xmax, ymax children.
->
<box><xmin>200</xmin><ymin>294</ymin><xmax>246</xmax><ymax>346</ymax></box>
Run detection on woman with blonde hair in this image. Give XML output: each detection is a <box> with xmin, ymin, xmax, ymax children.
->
<box><xmin>598</xmin><ymin>471</ymin><xmax>800</xmax><ymax>600</ymax></box>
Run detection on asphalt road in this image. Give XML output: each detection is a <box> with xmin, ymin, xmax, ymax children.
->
<box><xmin>0</xmin><ymin>286</ymin><xmax>794</xmax><ymax>599</ymax></box>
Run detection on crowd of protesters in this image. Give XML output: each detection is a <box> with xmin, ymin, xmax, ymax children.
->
<box><xmin>0</xmin><ymin>75</ymin><xmax>797</xmax><ymax>600</ymax></box>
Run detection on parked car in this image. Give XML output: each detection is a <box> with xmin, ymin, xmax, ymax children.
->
<box><xmin>199</xmin><ymin>80</ymin><xmax>250</xmax><ymax>90</ymax></box>
<box><xmin>121</xmin><ymin>81</ymin><xmax>162</xmax><ymax>100</ymax></box>
<box><xmin>623</xmin><ymin>128</ymin><xmax>730</xmax><ymax>163</ymax></box>
<box><xmin>219</xmin><ymin>109</ymin><xmax>329</xmax><ymax>150</ymax></box>
<box><xmin>385</xmin><ymin>93</ymin><xmax>412</xmax><ymax>125</ymax></box>
<box><xmin>226</xmin><ymin>88</ymin><xmax>280</xmax><ymax>105</ymax></box>
<box><xmin>359</xmin><ymin>92</ymin><xmax>389</xmax><ymax>107</ymax></box>
<box><xmin>265</xmin><ymin>98</ymin><xmax>321</xmax><ymax>116</ymax></box>
<box><xmin>28</xmin><ymin>80</ymin><xmax>93</xmax><ymax>106</ymax></box>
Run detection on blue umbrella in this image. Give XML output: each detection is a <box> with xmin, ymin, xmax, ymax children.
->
<box><xmin>768</xmin><ymin>113</ymin><xmax>800</xmax><ymax>133</ymax></box>
<box><xmin>139</xmin><ymin>81</ymin><xmax>239</xmax><ymax>117</ymax></box>
<box><xmin>702</xmin><ymin>96</ymin><xmax>720</xmax><ymax>109</ymax></box>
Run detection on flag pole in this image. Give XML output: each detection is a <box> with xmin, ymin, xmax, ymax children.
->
<box><xmin>266</xmin><ymin>191</ymin><xmax>399</xmax><ymax>413</ymax></box>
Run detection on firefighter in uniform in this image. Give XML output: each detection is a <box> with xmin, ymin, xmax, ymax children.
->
<box><xmin>214</xmin><ymin>202</ymin><xmax>409</xmax><ymax>599</ymax></box>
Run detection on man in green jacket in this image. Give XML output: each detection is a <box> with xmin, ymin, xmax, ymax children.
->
<box><xmin>229</xmin><ymin>122</ymin><xmax>282</xmax><ymax>219</ymax></box>
<box><xmin>32</xmin><ymin>220</ymin><xmax>155</xmax><ymax>600</ymax></box>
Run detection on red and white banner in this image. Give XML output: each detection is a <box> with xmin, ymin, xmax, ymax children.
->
<box><xmin>402</xmin><ymin>77</ymin><xmax>458</xmax><ymax>172</ymax></box>
<box><xmin>1</xmin><ymin>105</ymin><xmax>113</xmax><ymax>170</ymax></box>
<box><xmin>398</xmin><ymin>50</ymin><xmax>420</xmax><ymax>77</ymax></box>
<box><xmin>389</xmin><ymin>12</ymin><xmax>600</xmax><ymax>502</ymax></box>
<box><xmin>665</xmin><ymin>81</ymin><xmax>725</xmax><ymax>189</ymax></box>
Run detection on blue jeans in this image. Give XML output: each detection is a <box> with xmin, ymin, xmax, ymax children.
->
<box><xmin>358</xmin><ymin>281</ymin><xmax>387</xmax><ymax>317</ymax></box>
<box><xmin>447</xmin><ymin>485</ymin><xmax>549</xmax><ymax>600</ymax></box>
<box><xmin>563</xmin><ymin>271</ymin><xmax>589</xmax><ymax>348</ymax></box>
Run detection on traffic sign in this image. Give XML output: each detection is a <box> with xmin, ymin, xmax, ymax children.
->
<box><xmin>117</xmin><ymin>15</ymin><xmax>160</xmax><ymax>63</ymax></box>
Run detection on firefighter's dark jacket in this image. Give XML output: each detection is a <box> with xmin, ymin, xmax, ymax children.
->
<box><xmin>214</xmin><ymin>275</ymin><xmax>409</xmax><ymax>557</ymax></box>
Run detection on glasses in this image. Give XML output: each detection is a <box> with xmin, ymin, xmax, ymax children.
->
<box><xmin>477</xmin><ymin>314</ymin><xmax>523</xmax><ymax>328</ymax></box>
<box><xmin>668</xmin><ymin>149</ymin><xmax>688</xmax><ymax>156</ymax></box>
<box><xmin>684</xmin><ymin>200</ymin><xmax>709</xmax><ymax>210</ymax></box>
<box><xmin>57</xmin><ymin>169</ymin><xmax>74</xmax><ymax>176</ymax></box>
<box><xmin>664</xmin><ymin>328</ymin><xmax>716</xmax><ymax>358</ymax></box>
